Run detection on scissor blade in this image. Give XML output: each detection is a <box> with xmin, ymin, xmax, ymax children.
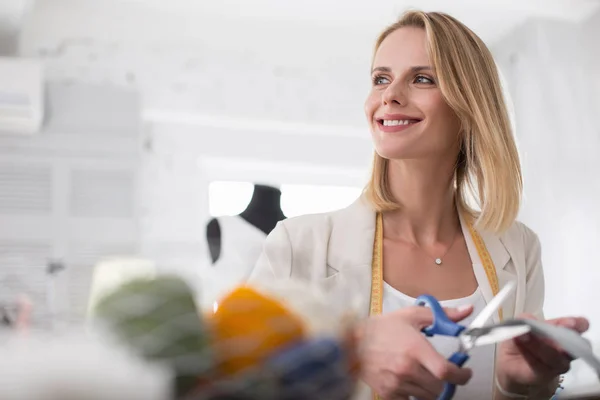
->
<box><xmin>468</xmin><ymin>280</ymin><xmax>516</xmax><ymax>329</ymax></box>
<box><xmin>467</xmin><ymin>324</ymin><xmax>532</xmax><ymax>347</ymax></box>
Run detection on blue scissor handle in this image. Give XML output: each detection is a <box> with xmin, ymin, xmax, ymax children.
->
<box><xmin>438</xmin><ymin>352</ymin><xmax>470</xmax><ymax>400</ymax></box>
<box><xmin>415</xmin><ymin>294</ymin><xmax>466</xmax><ymax>337</ymax></box>
<box><xmin>415</xmin><ymin>295</ymin><xmax>470</xmax><ymax>400</ymax></box>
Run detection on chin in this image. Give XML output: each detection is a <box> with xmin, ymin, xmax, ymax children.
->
<box><xmin>374</xmin><ymin>147</ymin><xmax>414</xmax><ymax>161</ymax></box>
<box><xmin>371</xmin><ymin>132</ymin><xmax>419</xmax><ymax>160</ymax></box>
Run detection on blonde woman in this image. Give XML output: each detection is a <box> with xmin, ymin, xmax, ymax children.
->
<box><xmin>249</xmin><ymin>10</ymin><xmax>588</xmax><ymax>400</ymax></box>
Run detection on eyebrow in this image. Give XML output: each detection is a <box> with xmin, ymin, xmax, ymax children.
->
<box><xmin>371</xmin><ymin>65</ymin><xmax>432</xmax><ymax>74</ymax></box>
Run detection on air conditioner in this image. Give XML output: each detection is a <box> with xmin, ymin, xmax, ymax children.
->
<box><xmin>0</xmin><ymin>57</ymin><xmax>44</xmax><ymax>135</ymax></box>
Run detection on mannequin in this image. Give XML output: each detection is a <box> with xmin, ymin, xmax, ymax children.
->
<box><xmin>206</xmin><ymin>184</ymin><xmax>286</xmax><ymax>264</ymax></box>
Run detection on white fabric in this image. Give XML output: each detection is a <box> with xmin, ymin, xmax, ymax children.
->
<box><xmin>383</xmin><ymin>283</ymin><xmax>494</xmax><ymax>400</ymax></box>
<box><xmin>211</xmin><ymin>215</ymin><xmax>267</xmax><ymax>279</ymax></box>
<box><xmin>197</xmin><ymin>216</ymin><xmax>267</xmax><ymax>309</ymax></box>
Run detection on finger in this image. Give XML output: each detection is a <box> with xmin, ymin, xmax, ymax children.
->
<box><xmin>387</xmin><ymin>355</ymin><xmax>443</xmax><ymax>398</ymax></box>
<box><xmin>392</xmin><ymin>382</ymin><xmax>438</xmax><ymax>400</ymax></box>
<box><xmin>526</xmin><ymin>332</ymin><xmax>576</xmax><ymax>360</ymax></box>
<box><xmin>515</xmin><ymin>338</ymin><xmax>568</xmax><ymax>379</ymax></box>
<box><xmin>546</xmin><ymin>317</ymin><xmax>590</xmax><ymax>333</ymax></box>
<box><xmin>410</xmin><ymin>365</ymin><xmax>445</xmax><ymax>397</ymax></box>
<box><xmin>376</xmin><ymin>372</ymin><xmax>435</xmax><ymax>400</ymax></box>
<box><xmin>521</xmin><ymin>313</ymin><xmax>591</xmax><ymax>333</ymax></box>
<box><xmin>514</xmin><ymin>338</ymin><xmax>552</xmax><ymax>375</ymax></box>
<box><xmin>537</xmin><ymin>336</ymin><xmax>575</xmax><ymax>360</ymax></box>
<box><xmin>390</xmin><ymin>358</ymin><xmax>444</xmax><ymax>398</ymax></box>
<box><xmin>380</xmin><ymin>391</ymin><xmax>409</xmax><ymax>400</ymax></box>
<box><xmin>384</xmin><ymin>395</ymin><xmax>408</xmax><ymax>400</ymax></box>
<box><xmin>516</xmin><ymin>335</ymin><xmax>571</xmax><ymax>374</ymax></box>
<box><xmin>377</xmin><ymin>370</ymin><xmax>403</xmax><ymax>400</ymax></box>
<box><xmin>401</xmin><ymin>305</ymin><xmax>474</xmax><ymax>329</ymax></box>
<box><xmin>444</xmin><ymin>305</ymin><xmax>475</xmax><ymax>322</ymax></box>
<box><xmin>518</xmin><ymin>314</ymin><xmax>589</xmax><ymax>353</ymax></box>
<box><xmin>411</xmin><ymin>340</ymin><xmax>473</xmax><ymax>385</ymax></box>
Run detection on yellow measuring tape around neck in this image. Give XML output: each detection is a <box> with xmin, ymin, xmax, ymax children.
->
<box><xmin>369</xmin><ymin>212</ymin><xmax>503</xmax><ymax>399</ymax></box>
<box><xmin>369</xmin><ymin>213</ymin><xmax>385</xmax><ymax>317</ymax></box>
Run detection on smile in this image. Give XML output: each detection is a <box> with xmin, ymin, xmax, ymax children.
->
<box><xmin>377</xmin><ymin>118</ymin><xmax>422</xmax><ymax>132</ymax></box>
<box><xmin>382</xmin><ymin>119</ymin><xmax>420</xmax><ymax>126</ymax></box>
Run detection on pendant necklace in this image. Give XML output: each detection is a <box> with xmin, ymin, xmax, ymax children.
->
<box><xmin>417</xmin><ymin>230</ymin><xmax>459</xmax><ymax>265</ymax></box>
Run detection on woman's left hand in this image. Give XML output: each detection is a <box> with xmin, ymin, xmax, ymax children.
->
<box><xmin>495</xmin><ymin>314</ymin><xmax>589</xmax><ymax>398</ymax></box>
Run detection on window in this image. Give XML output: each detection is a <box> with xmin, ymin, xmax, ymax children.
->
<box><xmin>208</xmin><ymin>181</ymin><xmax>254</xmax><ymax>217</ymax></box>
<box><xmin>280</xmin><ymin>184</ymin><xmax>362</xmax><ymax>217</ymax></box>
<box><xmin>208</xmin><ymin>181</ymin><xmax>362</xmax><ymax>217</ymax></box>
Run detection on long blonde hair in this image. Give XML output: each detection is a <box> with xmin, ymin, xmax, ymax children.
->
<box><xmin>364</xmin><ymin>10</ymin><xmax>522</xmax><ymax>233</ymax></box>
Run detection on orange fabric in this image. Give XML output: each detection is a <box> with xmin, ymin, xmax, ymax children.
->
<box><xmin>209</xmin><ymin>286</ymin><xmax>305</xmax><ymax>376</ymax></box>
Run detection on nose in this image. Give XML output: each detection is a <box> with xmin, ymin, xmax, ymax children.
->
<box><xmin>382</xmin><ymin>81</ymin><xmax>406</xmax><ymax>106</ymax></box>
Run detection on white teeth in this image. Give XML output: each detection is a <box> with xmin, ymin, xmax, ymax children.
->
<box><xmin>382</xmin><ymin>119</ymin><xmax>416</xmax><ymax>126</ymax></box>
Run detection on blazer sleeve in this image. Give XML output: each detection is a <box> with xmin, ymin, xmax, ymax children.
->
<box><xmin>248</xmin><ymin>221</ymin><xmax>293</xmax><ymax>283</ymax></box>
<box><xmin>522</xmin><ymin>225</ymin><xmax>545</xmax><ymax>320</ymax></box>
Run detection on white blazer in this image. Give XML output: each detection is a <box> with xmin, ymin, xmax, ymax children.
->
<box><xmin>248</xmin><ymin>195</ymin><xmax>546</xmax><ymax>398</ymax></box>
<box><xmin>250</xmin><ymin>195</ymin><xmax>545</xmax><ymax>320</ymax></box>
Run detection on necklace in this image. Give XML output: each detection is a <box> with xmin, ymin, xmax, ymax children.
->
<box><xmin>416</xmin><ymin>230</ymin><xmax>459</xmax><ymax>265</ymax></box>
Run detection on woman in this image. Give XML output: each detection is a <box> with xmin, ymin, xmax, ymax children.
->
<box><xmin>249</xmin><ymin>10</ymin><xmax>589</xmax><ymax>400</ymax></box>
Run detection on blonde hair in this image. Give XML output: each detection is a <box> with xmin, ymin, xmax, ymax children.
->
<box><xmin>364</xmin><ymin>10</ymin><xmax>522</xmax><ymax>233</ymax></box>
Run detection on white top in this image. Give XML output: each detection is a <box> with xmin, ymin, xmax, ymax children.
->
<box><xmin>383</xmin><ymin>282</ymin><xmax>494</xmax><ymax>400</ymax></box>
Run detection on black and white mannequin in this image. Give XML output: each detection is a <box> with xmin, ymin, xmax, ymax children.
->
<box><xmin>206</xmin><ymin>184</ymin><xmax>286</xmax><ymax>264</ymax></box>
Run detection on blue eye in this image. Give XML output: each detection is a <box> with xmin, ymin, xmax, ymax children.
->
<box><xmin>414</xmin><ymin>75</ymin><xmax>434</xmax><ymax>84</ymax></box>
<box><xmin>372</xmin><ymin>75</ymin><xmax>390</xmax><ymax>86</ymax></box>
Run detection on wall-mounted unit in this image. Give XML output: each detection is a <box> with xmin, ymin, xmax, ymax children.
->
<box><xmin>0</xmin><ymin>57</ymin><xmax>44</xmax><ymax>135</ymax></box>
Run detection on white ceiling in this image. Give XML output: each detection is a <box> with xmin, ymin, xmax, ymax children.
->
<box><xmin>0</xmin><ymin>0</ymin><xmax>34</xmax><ymax>29</ymax></box>
<box><xmin>12</xmin><ymin>0</ymin><xmax>600</xmax><ymax>132</ymax></box>
<box><xmin>0</xmin><ymin>0</ymin><xmax>35</xmax><ymax>53</ymax></box>
<box><xmin>115</xmin><ymin>0</ymin><xmax>600</xmax><ymax>26</ymax></box>
<box><xmin>25</xmin><ymin>0</ymin><xmax>600</xmax><ymax>44</ymax></box>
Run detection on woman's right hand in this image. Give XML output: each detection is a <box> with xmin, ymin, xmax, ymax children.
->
<box><xmin>357</xmin><ymin>305</ymin><xmax>474</xmax><ymax>400</ymax></box>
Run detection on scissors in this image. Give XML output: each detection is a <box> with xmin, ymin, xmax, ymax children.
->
<box><xmin>415</xmin><ymin>281</ymin><xmax>531</xmax><ymax>400</ymax></box>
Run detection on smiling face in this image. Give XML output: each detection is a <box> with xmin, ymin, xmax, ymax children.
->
<box><xmin>365</xmin><ymin>27</ymin><xmax>461</xmax><ymax>161</ymax></box>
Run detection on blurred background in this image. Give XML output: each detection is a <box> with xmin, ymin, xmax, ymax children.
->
<box><xmin>0</xmin><ymin>0</ymin><xmax>598</xmax><ymax>397</ymax></box>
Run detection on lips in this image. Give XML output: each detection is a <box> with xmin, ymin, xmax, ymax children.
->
<box><xmin>379</xmin><ymin>119</ymin><xmax>421</xmax><ymax>126</ymax></box>
<box><xmin>376</xmin><ymin>115</ymin><xmax>423</xmax><ymax>133</ymax></box>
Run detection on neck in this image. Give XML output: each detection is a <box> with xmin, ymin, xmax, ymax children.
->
<box><xmin>239</xmin><ymin>184</ymin><xmax>286</xmax><ymax>234</ymax></box>
<box><xmin>242</xmin><ymin>185</ymin><xmax>283</xmax><ymax>215</ymax></box>
<box><xmin>383</xmin><ymin>158</ymin><xmax>459</xmax><ymax>244</ymax></box>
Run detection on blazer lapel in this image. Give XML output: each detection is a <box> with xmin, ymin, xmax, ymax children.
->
<box><xmin>460</xmin><ymin>213</ymin><xmax>512</xmax><ymax>323</ymax></box>
<box><xmin>325</xmin><ymin>195</ymin><xmax>376</xmax><ymax>319</ymax></box>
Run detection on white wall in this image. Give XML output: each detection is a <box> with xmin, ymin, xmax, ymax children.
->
<box><xmin>493</xmin><ymin>12</ymin><xmax>600</xmax><ymax>397</ymax></box>
<box><xmin>139</xmin><ymin>118</ymin><xmax>374</xmax><ymax>269</ymax></box>
<box><xmin>8</xmin><ymin>0</ymin><xmax>383</xmax><ymax>322</ymax></box>
<box><xmin>19</xmin><ymin>0</ymin><xmax>377</xmax><ymax>129</ymax></box>
<box><xmin>493</xmin><ymin>11</ymin><xmax>600</xmax><ymax>323</ymax></box>
<box><xmin>138</xmin><ymin>128</ymin><xmax>210</xmax><ymax>271</ymax></box>
<box><xmin>0</xmin><ymin>82</ymin><xmax>141</xmax><ymax>325</ymax></box>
